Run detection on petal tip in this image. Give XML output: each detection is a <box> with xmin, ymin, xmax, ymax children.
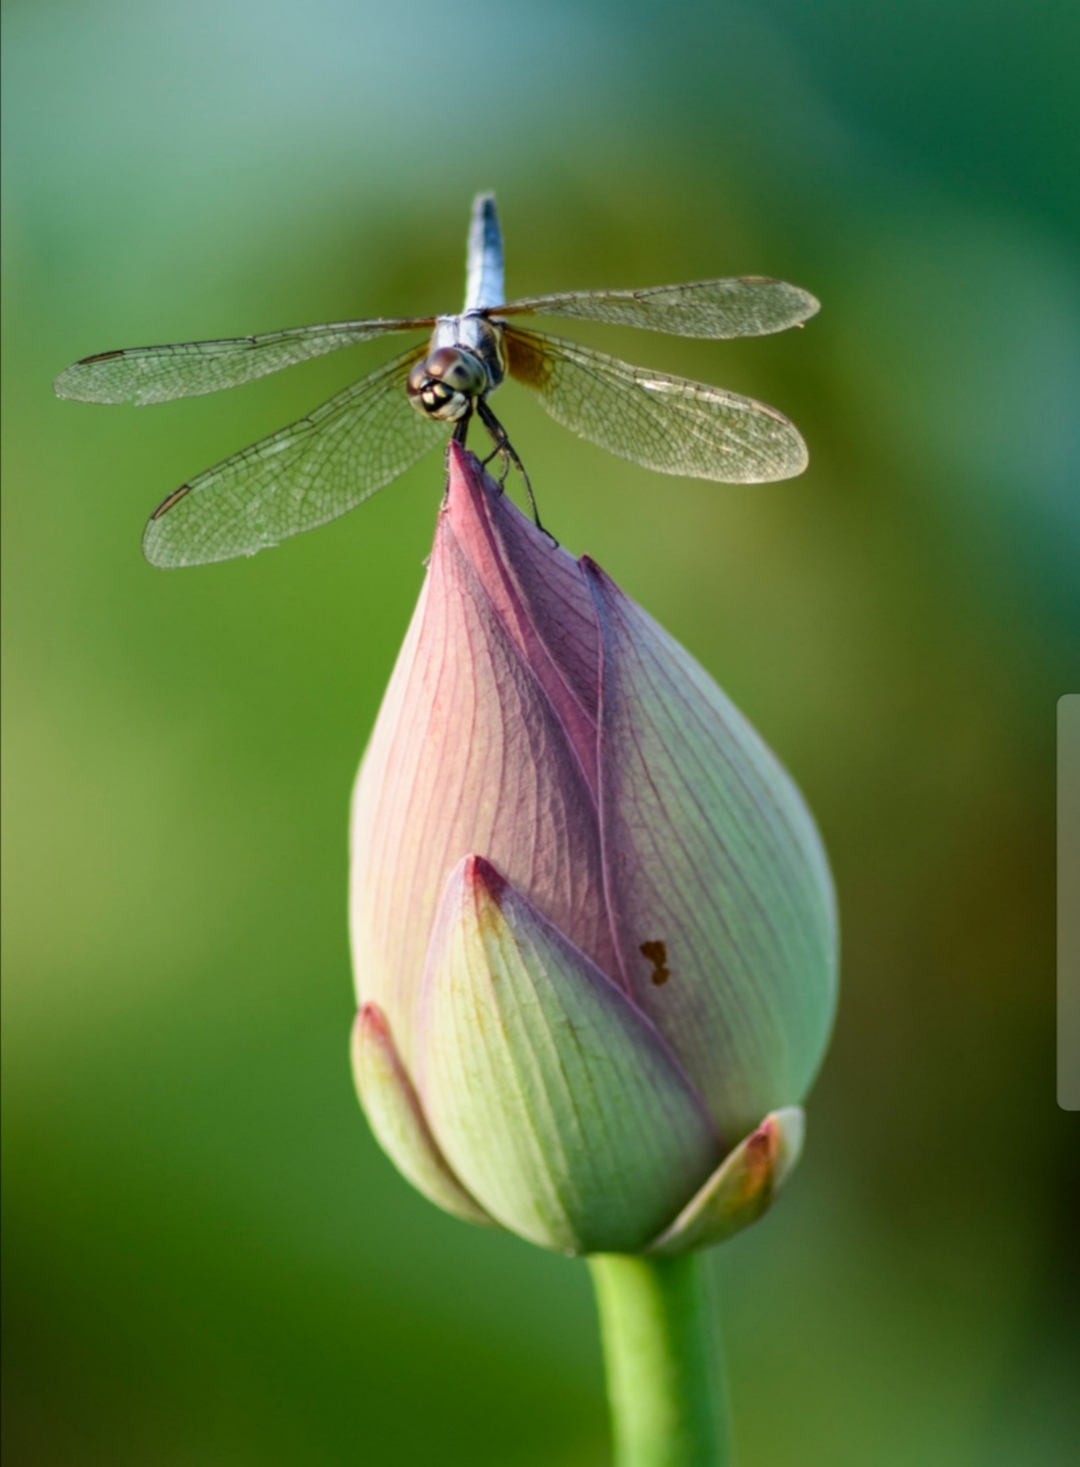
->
<box><xmin>352</xmin><ymin>1003</ymin><xmax>497</xmax><ymax>1229</ymax></box>
<box><xmin>445</xmin><ymin>439</ymin><xmax>470</xmax><ymax>471</ymax></box>
<box><xmin>454</xmin><ymin>854</ymin><xmax>510</xmax><ymax>945</ymax></box>
<box><xmin>445</xmin><ymin>443</ymin><xmax>499</xmax><ymax>520</ymax></box>
<box><xmin>578</xmin><ymin>554</ymin><xmax>622</xmax><ymax>610</ymax></box>
<box><xmin>351</xmin><ymin>1001</ymin><xmax>387</xmax><ymax>1070</ymax></box>
<box><xmin>356</xmin><ymin>1000</ymin><xmax>387</xmax><ymax>1035</ymax></box>
<box><xmin>461</xmin><ymin>853</ymin><xmax>507</xmax><ymax>899</ymax></box>
<box><xmin>645</xmin><ymin>1106</ymin><xmax>806</xmax><ymax>1257</ymax></box>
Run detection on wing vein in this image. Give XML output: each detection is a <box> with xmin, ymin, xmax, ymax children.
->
<box><xmin>503</xmin><ymin>327</ymin><xmax>807</xmax><ymax>483</ymax></box>
<box><xmin>142</xmin><ymin>344</ymin><xmax>447</xmax><ymax>567</ymax></box>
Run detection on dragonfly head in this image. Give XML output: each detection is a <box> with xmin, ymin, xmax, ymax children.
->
<box><xmin>407</xmin><ymin>347</ymin><xmax>488</xmax><ymax>422</ymax></box>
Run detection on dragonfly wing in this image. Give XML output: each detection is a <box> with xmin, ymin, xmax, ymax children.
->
<box><xmin>495</xmin><ymin>278</ymin><xmax>818</xmax><ymax>339</ymax></box>
<box><xmin>503</xmin><ymin>326</ymin><xmax>808</xmax><ymax>483</ymax></box>
<box><xmin>142</xmin><ymin>345</ymin><xmax>447</xmax><ymax>567</ymax></box>
<box><xmin>54</xmin><ymin>316</ymin><xmax>435</xmax><ymax>405</ymax></box>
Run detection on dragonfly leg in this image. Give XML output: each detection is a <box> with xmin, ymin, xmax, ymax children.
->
<box><xmin>476</xmin><ymin>407</ymin><xmax>510</xmax><ymax>487</ymax></box>
<box><xmin>442</xmin><ymin>410</ymin><xmax>475</xmax><ymax>508</ymax></box>
<box><xmin>475</xmin><ymin>408</ymin><xmax>511</xmax><ymax>488</ymax></box>
<box><xmin>476</xmin><ymin>398</ymin><xmax>553</xmax><ymax>540</ymax></box>
<box><xmin>478</xmin><ymin>435</ymin><xmax>507</xmax><ymax>479</ymax></box>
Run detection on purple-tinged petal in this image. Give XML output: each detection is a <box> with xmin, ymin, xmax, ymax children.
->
<box><xmin>350</xmin><ymin>459</ymin><xmax>620</xmax><ymax>1075</ymax></box>
<box><xmin>646</xmin><ymin>1108</ymin><xmax>805</xmax><ymax>1256</ymax></box>
<box><xmin>351</xmin><ymin>1004</ymin><xmax>496</xmax><ymax>1227</ymax></box>
<box><xmin>416</xmin><ymin>855</ymin><xmax>720</xmax><ymax>1256</ymax></box>
<box><xmin>444</xmin><ymin>443</ymin><xmax>601</xmax><ymax>791</ymax></box>
<box><xmin>586</xmin><ymin>559</ymin><xmax>837</xmax><ymax>1138</ymax></box>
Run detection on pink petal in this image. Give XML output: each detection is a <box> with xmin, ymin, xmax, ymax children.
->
<box><xmin>350</xmin><ymin>462</ymin><xmax>619</xmax><ymax>1075</ymax></box>
<box><xmin>443</xmin><ymin>443</ymin><xmax>601</xmax><ymax>790</ymax></box>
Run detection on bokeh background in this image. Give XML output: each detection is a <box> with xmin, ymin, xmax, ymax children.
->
<box><xmin>3</xmin><ymin>2</ymin><xmax>1078</xmax><ymax>1463</ymax></box>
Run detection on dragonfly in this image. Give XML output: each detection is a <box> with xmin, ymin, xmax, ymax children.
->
<box><xmin>54</xmin><ymin>193</ymin><xmax>819</xmax><ymax>568</ymax></box>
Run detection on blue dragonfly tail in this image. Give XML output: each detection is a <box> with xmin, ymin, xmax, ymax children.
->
<box><xmin>464</xmin><ymin>193</ymin><xmax>505</xmax><ymax>312</ymax></box>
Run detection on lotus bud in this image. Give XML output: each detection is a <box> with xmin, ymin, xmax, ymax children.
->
<box><xmin>349</xmin><ymin>444</ymin><xmax>837</xmax><ymax>1256</ymax></box>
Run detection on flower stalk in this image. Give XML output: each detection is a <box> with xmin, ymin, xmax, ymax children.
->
<box><xmin>589</xmin><ymin>1253</ymin><xmax>730</xmax><ymax>1467</ymax></box>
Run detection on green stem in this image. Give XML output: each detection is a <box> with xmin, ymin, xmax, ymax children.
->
<box><xmin>587</xmin><ymin>1253</ymin><xmax>731</xmax><ymax>1467</ymax></box>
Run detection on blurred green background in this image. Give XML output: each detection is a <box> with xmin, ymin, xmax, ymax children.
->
<box><xmin>3</xmin><ymin>1</ymin><xmax>1078</xmax><ymax>1463</ymax></box>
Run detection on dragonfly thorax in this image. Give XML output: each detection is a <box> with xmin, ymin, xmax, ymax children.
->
<box><xmin>406</xmin><ymin>346</ymin><xmax>488</xmax><ymax>423</ymax></box>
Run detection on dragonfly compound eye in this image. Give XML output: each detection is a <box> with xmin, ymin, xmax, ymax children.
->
<box><xmin>428</xmin><ymin>347</ymin><xmax>488</xmax><ymax>394</ymax></box>
<box><xmin>407</xmin><ymin>348</ymin><xmax>487</xmax><ymax>422</ymax></box>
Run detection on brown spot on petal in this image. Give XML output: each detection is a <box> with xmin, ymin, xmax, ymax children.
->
<box><xmin>640</xmin><ymin>940</ymin><xmax>670</xmax><ymax>986</ymax></box>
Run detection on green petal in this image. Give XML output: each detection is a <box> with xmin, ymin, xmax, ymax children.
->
<box><xmin>645</xmin><ymin>1108</ymin><xmax>805</xmax><ymax>1256</ymax></box>
<box><xmin>417</xmin><ymin>856</ymin><xmax>720</xmax><ymax>1256</ymax></box>
<box><xmin>351</xmin><ymin>1004</ymin><xmax>496</xmax><ymax>1227</ymax></box>
<box><xmin>586</xmin><ymin>559</ymin><xmax>838</xmax><ymax>1139</ymax></box>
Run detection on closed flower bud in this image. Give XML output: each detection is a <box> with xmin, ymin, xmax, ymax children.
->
<box><xmin>349</xmin><ymin>444</ymin><xmax>837</xmax><ymax>1256</ymax></box>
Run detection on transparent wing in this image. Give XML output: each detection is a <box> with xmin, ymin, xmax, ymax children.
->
<box><xmin>494</xmin><ymin>277</ymin><xmax>818</xmax><ymax>339</ymax></box>
<box><xmin>142</xmin><ymin>345</ymin><xmax>447</xmax><ymax>567</ymax></box>
<box><xmin>54</xmin><ymin>316</ymin><xmax>435</xmax><ymax>406</ymax></box>
<box><xmin>503</xmin><ymin>326</ymin><xmax>808</xmax><ymax>483</ymax></box>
